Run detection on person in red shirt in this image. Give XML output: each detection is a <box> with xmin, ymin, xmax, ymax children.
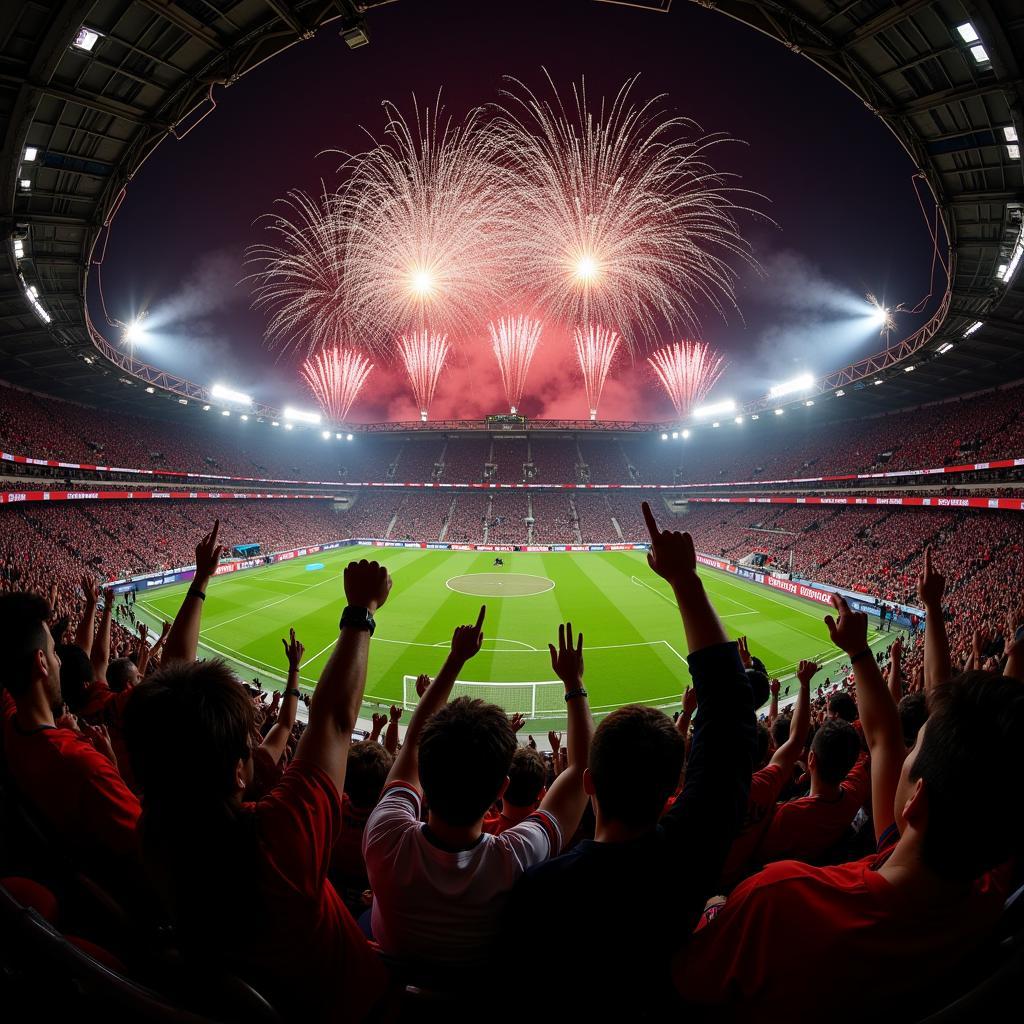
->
<box><xmin>674</xmin><ymin>589</ymin><xmax>1024</xmax><ymax>1023</ymax></box>
<box><xmin>753</xmin><ymin>716</ymin><xmax>868</xmax><ymax>867</ymax></box>
<box><xmin>483</xmin><ymin>746</ymin><xmax>547</xmax><ymax>835</ymax></box>
<box><xmin>0</xmin><ymin>591</ymin><xmax>141</xmax><ymax>884</ymax></box>
<box><xmin>122</xmin><ymin>521</ymin><xmax>392</xmax><ymax>1023</ymax></box>
<box><xmin>720</xmin><ymin>658</ymin><xmax>815</xmax><ymax>889</ymax></box>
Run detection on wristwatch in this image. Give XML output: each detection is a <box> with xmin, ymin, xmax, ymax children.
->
<box><xmin>339</xmin><ymin>605</ymin><xmax>376</xmax><ymax>636</ymax></box>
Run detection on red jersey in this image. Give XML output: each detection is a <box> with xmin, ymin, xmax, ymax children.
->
<box><xmin>754</xmin><ymin>753</ymin><xmax>869</xmax><ymax>866</ymax></box>
<box><xmin>240</xmin><ymin>759</ymin><xmax>387</xmax><ymax>1022</ymax></box>
<box><xmin>720</xmin><ymin>763</ymin><xmax>787</xmax><ymax>888</ymax></box>
<box><xmin>674</xmin><ymin>830</ymin><xmax>1009</xmax><ymax>1023</ymax></box>
<box><xmin>2</xmin><ymin>698</ymin><xmax>141</xmax><ymax>870</ymax></box>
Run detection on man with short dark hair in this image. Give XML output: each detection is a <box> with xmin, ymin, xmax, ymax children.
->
<box><xmin>674</xmin><ymin>593</ymin><xmax>1023</xmax><ymax>1022</ymax></box>
<box><xmin>753</xmin><ymin>715</ymin><xmax>868</xmax><ymax>867</ymax></box>
<box><xmin>504</xmin><ymin>502</ymin><xmax>756</xmax><ymax>1015</ymax></box>
<box><xmin>484</xmin><ymin>746</ymin><xmax>547</xmax><ymax>834</ymax></box>
<box><xmin>0</xmin><ymin>591</ymin><xmax>141</xmax><ymax>881</ymax></box>
<box><xmin>363</xmin><ymin>609</ymin><xmax>593</xmax><ymax>978</ymax></box>
<box><xmin>827</xmin><ymin>690</ymin><xmax>858</xmax><ymax>723</ymax></box>
<box><xmin>124</xmin><ymin>521</ymin><xmax>390</xmax><ymax>1023</ymax></box>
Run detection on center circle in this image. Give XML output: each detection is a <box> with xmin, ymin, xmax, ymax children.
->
<box><xmin>445</xmin><ymin>572</ymin><xmax>556</xmax><ymax>597</ymax></box>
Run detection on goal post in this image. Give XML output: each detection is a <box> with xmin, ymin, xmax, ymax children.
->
<box><xmin>402</xmin><ymin>676</ymin><xmax>565</xmax><ymax>718</ymax></box>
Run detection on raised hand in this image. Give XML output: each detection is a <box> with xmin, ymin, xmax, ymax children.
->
<box><xmin>549</xmin><ymin>621</ymin><xmax>584</xmax><ymax>689</ymax></box>
<box><xmin>370</xmin><ymin>712</ymin><xmax>387</xmax><ymax>738</ymax></box>
<box><xmin>642</xmin><ymin>500</ymin><xmax>697</xmax><ymax>589</ymax></box>
<box><xmin>415</xmin><ymin>673</ymin><xmax>431</xmax><ymax>698</ymax></box>
<box><xmin>916</xmin><ymin>545</ymin><xmax>945</xmax><ymax>609</ymax></box>
<box><xmin>195</xmin><ymin>519</ymin><xmax>223</xmax><ymax>581</ymax></box>
<box><xmin>509</xmin><ymin>712</ymin><xmax>527</xmax><ymax>733</ymax></box>
<box><xmin>81</xmin><ymin>574</ymin><xmax>99</xmax><ymax>605</ymax></box>
<box><xmin>796</xmin><ymin>660</ymin><xmax>819</xmax><ymax>686</ymax></box>
<box><xmin>548</xmin><ymin>730</ymin><xmax>562</xmax><ymax>753</ymax></box>
<box><xmin>682</xmin><ymin>685</ymin><xmax>698</xmax><ymax>716</ymax></box>
<box><xmin>81</xmin><ymin>722</ymin><xmax>116</xmax><ymax>764</ymax></box>
<box><xmin>343</xmin><ymin>559</ymin><xmax>391</xmax><ymax>611</ymax></box>
<box><xmin>737</xmin><ymin>636</ymin><xmax>752</xmax><ymax>669</ymax></box>
<box><xmin>389</xmin><ymin>704</ymin><xmax>402</xmax><ymax>723</ymax></box>
<box><xmin>450</xmin><ymin>606</ymin><xmax>486</xmax><ymax>664</ymax></box>
<box><xmin>824</xmin><ymin>594</ymin><xmax>868</xmax><ymax>656</ymax></box>
<box><xmin>281</xmin><ymin>627</ymin><xmax>305</xmax><ymax>671</ymax></box>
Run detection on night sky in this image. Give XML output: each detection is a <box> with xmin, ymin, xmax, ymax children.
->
<box><xmin>95</xmin><ymin>0</ymin><xmax>939</xmax><ymax>422</ymax></box>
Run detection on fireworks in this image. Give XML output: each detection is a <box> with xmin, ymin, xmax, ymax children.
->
<box><xmin>397</xmin><ymin>330</ymin><xmax>451</xmax><ymax>421</ymax></box>
<box><xmin>573</xmin><ymin>324</ymin><xmax>620</xmax><ymax>420</ymax></box>
<box><xmin>493</xmin><ymin>72</ymin><xmax>761</xmax><ymax>349</ymax></box>
<box><xmin>488</xmin><ymin>315</ymin><xmax>543</xmax><ymax>413</ymax></box>
<box><xmin>300</xmin><ymin>347</ymin><xmax>374</xmax><ymax>423</ymax></box>
<box><xmin>336</xmin><ymin>99</ymin><xmax>512</xmax><ymax>348</ymax></box>
<box><xmin>246</xmin><ymin>189</ymin><xmax>347</xmax><ymax>356</ymax></box>
<box><xmin>648</xmin><ymin>340</ymin><xmax>727</xmax><ymax>418</ymax></box>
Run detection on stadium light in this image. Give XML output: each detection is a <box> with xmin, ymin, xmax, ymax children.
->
<box><xmin>284</xmin><ymin>423</ymin><xmax>294</xmax><ymax>430</ymax></box>
<box><xmin>805</xmin><ymin>399</ymin><xmax>814</xmax><ymax>406</ymax></box>
<box><xmin>144</xmin><ymin>386</ymin><xmax>155</xmax><ymax>394</ymax></box>
<box><xmin>1004</xmin><ymin>126</ymin><xmax>1018</xmax><ymax>143</ymax></box>
<box><xmin>997</xmin><ymin>233</ymin><xmax>1024</xmax><ymax>283</ymax></box>
<box><xmin>211</xmin><ymin>383</ymin><xmax>252</xmax><ymax>407</ymax></box>
<box><xmin>956</xmin><ymin>22</ymin><xmax>979</xmax><ymax>42</ymax></box>
<box><xmin>202</xmin><ymin>404</ymin><xmax>211</xmax><ymax>411</ymax></box>
<box><xmin>240</xmin><ymin>414</ymin><xmax>249</xmax><ymax>420</ymax></box>
<box><xmin>873</xmin><ymin>379</ymin><xmax>884</xmax><ymax>385</ymax></box>
<box><xmin>671</xmin><ymin>431</ymin><xmax>679</xmax><ymax>439</ymax></box>
<box><xmin>321</xmin><ymin>430</ymin><xmax>331</xmax><ymax>440</ymax></box>
<box><xmin>963</xmin><ymin>321</ymin><xmax>983</xmax><ymax>337</ymax></box>
<box><xmin>769</xmin><ymin>373</ymin><xmax>814</xmax><ymax>399</ymax></box>
<box><xmin>904</xmin><ymin>365</ymin><xmax>916</xmax><ymax>373</ymax></box>
<box><xmin>178</xmin><ymin>398</ymin><xmax>187</xmax><ymax>405</ymax></box>
<box><xmin>72</xmin><ymin>27</ymin><xmax>101</xmax><ymax>51</ymax></box>
<box><xmin>660</xmin><ymin>432</ymin><xmax>668</xmax><ymax>441</ymax></box>
<box><xmin>750</xmin><ymin>414</ymin><xmax>759</xmax><ymax>420</ymax></box>
<box><xmin>938</xmin><ymin>342</ymin><xmax>954</xmax><ymax>354</ymax></box>
<box><xmin>283</xmin><ymin>405</ymin><xmax>321</xmax><ymax>425</ymax></box>
<box><xmin>712</xmin><ymin>421</ymin><xmax>720</xmax><ymax>428</ymax></box>
<box><xmin>1008</xmin><ymin>145</ymin><xmax>1020</xmax><ymax>160</ymax></box>
<box><xmin>122</xmin><ymin>316</ymin><xmax>149</xmax><ymax>347</ymax></box>
<box><xmin>271</xmin><ymin>420</ymin><xmax>279</xmax><ymax>427</ymax></box>
<box><xmin>774</xmin><ymin>408</ymin><xmax>785</xmax><ymax>416</ymax></box>
<box><xmin>682</xmin><ymin>429</ymin><xmax>690</xmax><ymax>439</ymax></box>
<box><xmin>19</xmin><ymin>179</ymin><xmax>30</xmax><ymax>190</ymax></box>
<box><xmin>734</xmin><ymin>415</ymin><xmax>744</xmax><ymax>424</ymax></box>
<box><xmin>222</xmin><ymin>410</ymin><xmax>231</xmax><ymax>417</ymax></box>
<box><xmin>969</xmin><ymin>43</ymin><xmax>990</xmax><ymax>63</ymax></box>
<box><xmin>835</xmin><ymin>389</ymin><xmax>845</xmax><ymax>397</ymax></box>
<box><xmin>692</xmin><ymin>398</ymin><xmax>736</xmax><ymax>418</ymax></box>
<box><xmin>335</xmin><ymin>432</ymin><xmax>343</xmax><ymax>439</ymax></box>
<box><xmin>346</xmin><ymin>433</ymin><xmax>354</xmax><ymax>441</ymax></box>
<box><xmin>23</xmin><ymin>147</ymin><xmax>37</xmax><ymax>161</ymax></box>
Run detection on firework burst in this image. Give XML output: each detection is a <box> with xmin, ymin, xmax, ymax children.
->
<box><xmin>488</xmin><ymin>315</ymin><xmax>543</xmax><ymax>413</ymax></box>
<box><xmin>246</xmin><ymin>189</ymin><xmax>348</xmax><ymax>356</ymax></box>
<box><xmin>866</xmin><ymin>292</ymin><xmax>896</xmax><ymax>335</ymax></box>
<box><xmin>493</xmin><ymin>72</ymin><xmax>763</xmax><ymax>350</ymax></box>
<box><xmin>397</xmin><ymin>330</ymin><xmax>451</xmax><ymax>421</ymax></box>
<box><xmin>648</xmin><ymin>340</ymin><xmax>727</xmax><ymax>418</ymax></box>
<box><xmin>574</xmin><ymin>324</ymin><xmax>620</xmax><ymax>420</ymax></box>
<box><xmin>336</xmin><ymin>98</ymin><xmax>512</xmax><ymax>347</ymax></box>
<box><xmin>300</xmin><ymin>346</ymin><xmax>374</xmax><ymax>423</ymax></box>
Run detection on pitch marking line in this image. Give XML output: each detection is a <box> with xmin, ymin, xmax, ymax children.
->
<box><xmin>198</xmin><ymin>572</ymin><xmax>338</xmax><ymax>635</ymax></box>
<box><xmin>445</xmin><ymin>572</ymin><xmax>555</xmax><ymax>597</ymax></box>
<box><xmin>631</xmin><ymin>574</ymin><xmax>759</xmax><ymax>620</ymax></box>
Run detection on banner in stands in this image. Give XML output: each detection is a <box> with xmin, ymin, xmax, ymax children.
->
<box><xmin>686</xmin><ymin>495</ymin><xmax>1024</xmax><ymax>511</ymax></box>
<box><xmin>4</xmin><ymin>447</ymin><xmax>1022</xmax><ymax>494</ymax></box>
<box><xmin>0</xmin><ymin>490</ymin><xmax>334</xmax><ymax>504</ymax></box>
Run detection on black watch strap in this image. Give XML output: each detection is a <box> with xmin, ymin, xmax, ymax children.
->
<box><xmin>285</xmin><ymin>687</ymin><xmax>301</xmax><ymax>698</ymax></box>
<box><xmin>850</xmin><ymin>647</ymin><xmax>872</xmax><ymax>664</ymax></box>
<box><xmin>339</xmin><ymin>605</ymin><xmax>375</xmax><ymax>636</ymax></box>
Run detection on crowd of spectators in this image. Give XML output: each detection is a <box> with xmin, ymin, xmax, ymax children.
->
<box><xmin>491</xmin><ymin>438</ymin><xmax>529</xmax><ymax>482</ymax></box>
<box><xmin>528</xmin><ymin>437</ymin><xmax>581</xmax><ymax>482</ymax></box>
<box><xmin>1</xmin><ymin>500</ymin><xmax>1020</xmax><ymax>1022</ymax></box>
<box><xmin>528</xmin><ymin>492</ymin><xmax>577</xmax><ymax>543</ymax></box>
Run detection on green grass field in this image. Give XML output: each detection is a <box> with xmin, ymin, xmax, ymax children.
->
<box><xmin>135</xmin><ymin>546</ymin><xmax>887</xmax><ymax>730</ymax></box>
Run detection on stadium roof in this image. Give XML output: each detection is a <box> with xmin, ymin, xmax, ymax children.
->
<box><xmin>2</xmin><ymin>0</ymin><xmax>1024</xmax><ymax>423</ymax></box>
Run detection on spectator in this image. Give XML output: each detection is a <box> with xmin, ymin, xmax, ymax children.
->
<box><xmin>483</xmin><ymin>745</ymin><xmax>547</xmax><ymax>834</ymax></box>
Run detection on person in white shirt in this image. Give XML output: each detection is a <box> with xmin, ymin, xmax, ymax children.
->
<box><xmin>363</xmin><ymin>608</ymin><xmax>593</xmax><ymax>979</ymax></box>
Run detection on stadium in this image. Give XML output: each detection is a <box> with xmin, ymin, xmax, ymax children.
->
<box><xmin>1</xmin><ymin>0</ymin><xmax>1024</xmax><ymax>1020</ymax></box>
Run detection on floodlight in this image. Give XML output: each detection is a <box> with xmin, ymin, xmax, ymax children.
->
<box><xmin>346</xmin><ymin>433</ymin><xmax>354</xmax><ymax>441</ymax></box>
<box><xmin>1008</xmin><ymin>145</ymin><xmax>1020</xmax><ymax>160</ymax></box>
<box><xmin>72</xmin><ymin>27</ymin><xmax>101</xmax><ymax>51</ymax></box>
<box><xmin>956</xmin><ymin>22</ymin><xmax>979</xmax><ymax>43</ymax></box>
<box><xmin>774</xmin><ymin>408</ymin><xmax>785</xmax><ymax>416</ymax></box>
<box><xmin>19</xmin><ymin>179</ymin><xmax>30</xmax><ymax>190</ymax></box>
<box><xmin>835</xmin><ymin>390</ymin><xmax>845</xmax><ymax>397</ymax></box>
<box><xmin>241</xmin><ymin>414</ymin><xmax>249</xmax><ymax>420</ymax></box>
<box><xmin>222</xmin><ymin>409</ymin><xmax>230</xmax><ymax>416</ymax></box>
<box><xmin>211</xmin><ymin>383</ymin><xmax>252</xmax><ymax>407</ymax></box>
<box><xmin>1004</xmin><ymin>127</ymin><xmax>1018</xmax><ymax>142</ymax></box>
<box><xmin>335</xmin><ymin>432</ymin><xmax>343</xmax><ymax>439</ymax></box>
<box><xmin>692</xmin><ymin>398</ymin><xmax>736</xmax><ymax>418</ymax></box>
<box><xmin>271</xmin><ymin>421</ymin><xmax>280</xmax><ymax>427</ymax></box>
<box><xmin>769</xmin><ymin>373</ymin><xmax>814</xmax><ymax>399</ymax></box>
<box><xmin>284</xmin><ymin>423</ymin><xmax>294</xmax><ymax>430</ymax></box>
<box><xmin>23</xmin><ymin>147</ymin><xmax>37</xmax><ymax>161</ymax></box>
<box><xmin>938</xmin><ymin>343</ymin><xmax>954</xmax><ymax>354</ymax></box>
<box><xmin>322</xmin><ymin>430</ymin><xmax>331</xmax><ymax>439</ymax></box>
<box><xmin>671</xmin><ymin>431</ymin><xmax>679</xmax><ymax>439</ymax></box>
<box><xmin>283</xmin><ymin>405</ymin><xmax>321</xmax><ymax>425</ymax></box>
<box><xmin>805</xmin><ymin>399</ymin><xmax>814</xmax><ymax>406</ymax></box>
<box><xmin>681</xmin><ymin>429</ymin><xmax>690</xmax><ymax>439</ymax></box>
<box><xmin>963</xmin><ymin>321</ymin><xmax>983</xmax><ymax>337</ymax></box>
<box><xmin>660</xmin><ymin>432</ymin><xmax>668</xmax><ymax>441</ymax></box>
<box><xmin>969</xmin><ymin>44</ymin><xmax>990</xmax><ymax>63</ymax></box>
<box><xmin>904</xmin><ymin>365</ymin><xmax>916</xmax><ymax>373</ymax></box>
<box><xmin>202</xmin><ymin>404</ymin><xmax>211</xmax><ymax>411</ymax></box>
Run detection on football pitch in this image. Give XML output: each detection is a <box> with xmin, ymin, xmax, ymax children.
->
<box><xmin>135</xmin><ymin>546</ymin><xmax>888</xmax><ymax>730</ymax></box>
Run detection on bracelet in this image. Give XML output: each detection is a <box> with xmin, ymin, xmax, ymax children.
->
<box><xmin>564</xmin><ymin>687</ymin><xmax>588</xmax><ymax>703</ymax></box>
<box><xmin>285</xmin><ymin>688</ymin><xmax>301</xmax><ymax>698</ymax></box>
<box><xmin>187</xmin><ymin>586</ymin><xmax>206</xmax><ymax>601</ymax></box>
<box><xmin>850</xmin><ymin>648</ymin><xmax>872</xmax><ymax>664</ymax></box>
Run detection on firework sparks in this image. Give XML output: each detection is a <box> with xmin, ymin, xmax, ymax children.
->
<box><xmin>488</xmin><ymin>315</ymin><xmax>543</xmax><ymax>413</ymax></box>
<box><xmin>573</xmin><ymin>324</ymin><xmax>620</xmax><ymax>420</ymax></box>
<box><xmin>336</xmin><ymin>99</ymin><xmax>512</xmax><ymax>347</ymax></box>
<box><xmin>648</xmin><ymin>340</ymin><xmax>727</xmax><ymax>418</ymax></box>
<box><xmin>493</xmin><ymin>72</ymin><xmax>763</xmax><ymax>350</ymax></box>
<box><xmin>397</xmin><ymin>330</ymin><xmax>451</xmax><ymax>421</ymax></box>
<box><xmin>245</xmin><ymin>189</ymin><xmax>348</xmax><ymax>356</ymax></box>
<box><xmin>866</xmin><ymin>293</ymin><xmax>895</xmax><ymax>335</ymax></box>
<box><xmin>300</xmin><ymin>347</ymin><xmax>374</xmax><ymax>423</ymax></box>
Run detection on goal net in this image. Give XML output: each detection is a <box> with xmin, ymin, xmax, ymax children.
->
<box><xmin>402</xmin><ymin>676</ymin><xmax>564</xmax><ymax>718</ymax></box>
